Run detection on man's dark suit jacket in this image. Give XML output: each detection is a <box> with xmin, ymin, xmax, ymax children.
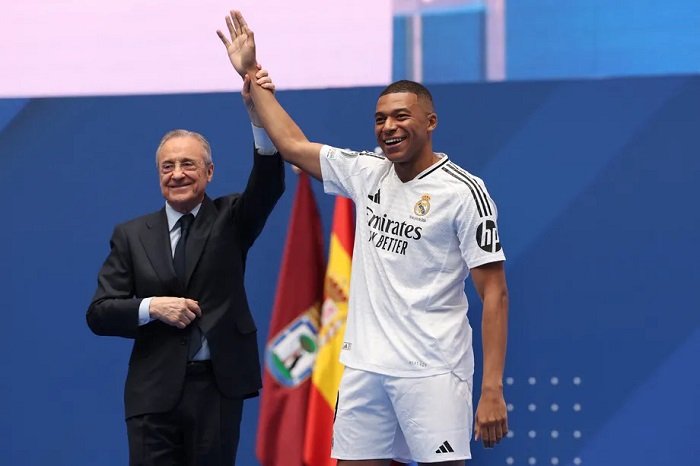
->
<box><xmin>87</xmin><ymin>151</ymin><xmax>284</xmax><ymax>419</ymax></box>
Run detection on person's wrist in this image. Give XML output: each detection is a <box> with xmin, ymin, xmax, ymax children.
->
<box><xmin>245</xmin><ymin>65</ymin><xmax>259</xmax><ymax>79</ymax></box>
<box><xmin>148</xmin><ymin>299</ymin><xmax>159</xmax><ymax>319</ymax></box>
<box><xmin>481</xmin><ymin>383</ymin><xmax>504</xmax><ymax>393</ymax></box>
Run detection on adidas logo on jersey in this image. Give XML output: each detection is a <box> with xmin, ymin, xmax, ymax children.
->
<box><xmin>367</xmin><ymin>189</ymin><xmax>381</xmax><ymax>204</ymax></box>
<box><xmin>435</xmin><ymin>440</ymin><xmax>455</xmax><ymax>454</ymax></box>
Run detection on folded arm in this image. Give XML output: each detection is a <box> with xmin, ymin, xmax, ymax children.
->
<box><xmin>86</xmin><ymin>226</ymin><xmax>143</xmax><ymax>338</ymax></box>
<box><xmin>87</xmin><ymin>226</ymin><xmax>202</xmax><ymax>337</ymax></box>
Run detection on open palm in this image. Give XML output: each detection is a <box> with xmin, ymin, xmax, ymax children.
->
<box><xmin>217</xmin><ymin>10</ymin><xmax>257</xmax><ymax>77</ymax></box>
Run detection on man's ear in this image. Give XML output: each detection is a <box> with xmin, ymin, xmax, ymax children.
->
<box><xmin>427</xmin><ymin>112</ymin><xmax>438</xmax><ymax>133</ymax></box>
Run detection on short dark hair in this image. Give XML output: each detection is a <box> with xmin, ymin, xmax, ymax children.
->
<box><xmin>379</xmin><ymin>80</ymin><xmax>434</xmax><ymax>110</ymax></box>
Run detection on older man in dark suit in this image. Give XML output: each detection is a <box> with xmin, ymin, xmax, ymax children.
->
<box><xmin>87</xmin><ymin>70</ymin><xmax>283</xmax><ymax>466</ymax></box>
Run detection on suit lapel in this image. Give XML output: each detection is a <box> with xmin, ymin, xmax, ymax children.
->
<box><xmin>140</xmin><ymin>209</ymin><xmax>182</xmax><ymax>293</ymax></box>
<box><xmin>185</xmin><ymin>196</ymin><xmax>216</xmax><ymax>287</ymax></box>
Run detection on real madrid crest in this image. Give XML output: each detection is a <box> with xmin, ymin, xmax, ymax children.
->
<box><xmin>414</xmin><ymin>194</ymin><xmax>431</xmax><ymax>216</ymax></box>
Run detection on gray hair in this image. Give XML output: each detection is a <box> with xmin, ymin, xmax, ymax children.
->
<box><xmin>155</xmin><ymin>129</ymin><xmax>213</xmax><ymax>167</ymax></box>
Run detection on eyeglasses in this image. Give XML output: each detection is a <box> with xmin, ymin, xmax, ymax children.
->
<box><xmin>159</xmin><ymin>160</ymin><xmax>207</xmax><ymax>174</ymax></box>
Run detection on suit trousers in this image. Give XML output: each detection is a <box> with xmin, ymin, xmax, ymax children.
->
<box><xmin>126</xmin><ymin>362</ymin><xmax>244</xmax><ymax>466</ymax></box>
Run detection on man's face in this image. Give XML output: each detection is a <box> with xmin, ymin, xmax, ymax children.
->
<box><xmin>374</xmin><ymin>92</ymin><xmax>436</xmax><ymax>163</ymax></box>
<box><xmin>157</xmin><ymin>135</ymin><xmax>213</xmax><ymax>213</ymax></box>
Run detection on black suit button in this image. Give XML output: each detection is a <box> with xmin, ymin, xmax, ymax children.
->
<box><xmin>180</xmin><ymin>338</ymin><xmax>188</xmax><ymax>346</ymax></box>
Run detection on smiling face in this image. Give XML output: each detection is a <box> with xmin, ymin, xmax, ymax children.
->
<box><xmin>374</xmin><ymin>91</ymin><xmax>437</xmax><ymax>166</ymax></box>
<box><xmin>157</xmin><ymin>134</ymin><xmax>213</xmax><ymax>213</ymax></box>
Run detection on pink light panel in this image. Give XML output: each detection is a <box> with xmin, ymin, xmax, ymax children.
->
<box><xmin>1</xmin><ymin>0</ymin><xmax>392</xmax><ymax>97</ymax></box>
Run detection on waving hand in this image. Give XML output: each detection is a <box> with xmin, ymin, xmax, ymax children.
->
<box><xmin>216</xmin><ymin>10</ymin><xmax>258</xmax><ymax>78</ymax></box>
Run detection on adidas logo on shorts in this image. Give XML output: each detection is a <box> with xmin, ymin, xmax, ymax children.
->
<box><xmin>435</xmin><ymin>440</ymin><xmax>454</xmax><ymax>454</ymax></box>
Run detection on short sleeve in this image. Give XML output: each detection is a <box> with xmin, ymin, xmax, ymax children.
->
<box><xmin>456</xmin><ymin>179</ymin><xmax>506</xmax><ymax>269</ymax></box>
<box><xmin>320</xmin><ymin>145</ymin><xmax>387</xmax><ymax>201</ymax></box>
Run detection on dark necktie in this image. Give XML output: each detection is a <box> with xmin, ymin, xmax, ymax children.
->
<box><xmin>173</xmin><ymin>213</ymin><xmax>194</xmax><ymax>284</ymax></box>
<box><xmin>173</xmin><ymin>214</ymin><xmax>203</xmax><ymax>359</ymax></box>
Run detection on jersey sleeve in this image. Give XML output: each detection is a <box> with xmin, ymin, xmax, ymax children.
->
<box><xmin>456</xmin><ymin>177</ymin><xmax>506</xmax><ymax>269</ymax></box>
<box><xmin>319</xmin><ymin>145</ymin><xmax>386</xmax><ymax>201</ymax></box>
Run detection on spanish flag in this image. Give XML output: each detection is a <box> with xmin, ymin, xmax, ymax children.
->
<box><xmin>256</xmin><ymin>173</ymin><xmax>325</xmax><ymax>466</ymax></box>
<box><xmin>303</xmin><ymin>196</ymin><xmax>354</xmax><ymax>466</ymax></box>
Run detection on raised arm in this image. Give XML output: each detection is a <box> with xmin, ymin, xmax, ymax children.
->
<box><xmin>242</xmin><ymin>64</ymin><xmax>275</xmax><ymax>127</ymax></box>
<box><xmin>471</xmin><ymin>260</ymin><xmax>509</xmax><ymax>449</ymax></box>
<box><xmin>217</xmin><ymin>10</ymin><xmax>323</xmax><ymax>180</ymax></box>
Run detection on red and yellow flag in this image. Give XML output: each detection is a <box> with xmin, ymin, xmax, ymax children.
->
<box><xmin>303</xmin><ymin>196</ymin><xmax>354</xmax><ymax>466</ymax></box>
<box><xmin>256</xmin><ymin>173</ymin><xmax>325</xmax><ymax>466</ymax></box>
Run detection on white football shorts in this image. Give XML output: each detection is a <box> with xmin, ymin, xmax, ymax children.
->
<box><xmin>331</xmin><ymin>367</ymin><xmax>473</xmax><ymax>463</ymax></box>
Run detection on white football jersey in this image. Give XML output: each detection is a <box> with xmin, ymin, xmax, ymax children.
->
<box><xmin>320</xmin><ymin>145</ymin><xmax>506</xmax><ymax>379</ymax></box>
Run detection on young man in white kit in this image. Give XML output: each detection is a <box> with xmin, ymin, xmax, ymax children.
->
<box><xmin>217</xmin><ymin>11</ymin><xmax>509</xmax><ymax>465</ymax></box>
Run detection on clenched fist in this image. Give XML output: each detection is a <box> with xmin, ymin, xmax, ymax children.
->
<box><xmin>149</xmin><ymin>297</ymin><xmax>202</xmax><ymax>329</ymax></box>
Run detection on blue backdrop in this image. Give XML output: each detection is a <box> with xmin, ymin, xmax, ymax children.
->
<box><xmin>2</xmin><ymin>75</ymin><xmax>699</xmax><ymax>465</ymax></box>
<box><xmin>392</xmin><ymin>0</ymin><xmax>700</xmax><ymax>82</ymax></box>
